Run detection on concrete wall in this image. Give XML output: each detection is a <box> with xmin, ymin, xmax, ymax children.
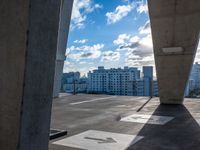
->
<box><xmin>0</xmin><ymin>0</ymin><xmax>72</xmax><ymax>150</ymax></box>
<box><xmin>148</xmin><ymin>0</ymin><xmax>200</xmax><ymax>104</ymax></box>
<box><xmin>0</xmin><ymin>1</ymin><xmax>29</xmax><ymax>149</ymax></box>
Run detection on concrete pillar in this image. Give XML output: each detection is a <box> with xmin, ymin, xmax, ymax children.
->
<box><xmin>148</xmin><ymin>0</ymin><xmax>200</xmax><ymax>104</ymax></box>
<box><xmin>0</xmin><ymin>1</ymin><xmax>72</xmax><ymax>150</ymax></box>
<box><xmin>53</xmin><ymin>0</ymin><xmax>74</xmax><ymax>98</ymax></box>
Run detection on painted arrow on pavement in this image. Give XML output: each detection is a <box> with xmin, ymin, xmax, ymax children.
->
<box><xmin>84</xmin><ymin>137</ymin><xmax>117</xmax><ymax>144</ymax></box>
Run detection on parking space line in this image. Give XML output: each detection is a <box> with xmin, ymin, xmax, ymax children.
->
<box><xmin>70</xmin><ymin>96</ymin><xmax>117</xmax><ymax>105</ymax></box>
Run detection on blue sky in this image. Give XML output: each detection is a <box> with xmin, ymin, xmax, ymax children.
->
<box><xmin>63</xmin><ymin>0</ymin><xmax>200</xmax><ymax>76</ymax></box>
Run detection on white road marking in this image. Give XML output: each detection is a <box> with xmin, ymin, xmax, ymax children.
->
<box><xmin>115</xmin><ymin>105</ymin><xmax>130</xmax><ymax>108</ymax></box>
<box><xmin>53</xmin><ymin>130</ymin><xmax>144</xmax><ymax>150</ymax></box>
<box><xmin>121</xmin><ymin>114</ymin><xmax>174</xmax><ymax>125</ymax></box>
<box><xmin>69</xmin><ymin>96</ymin><xmax>117</xmax><ymax>105</ymax></box>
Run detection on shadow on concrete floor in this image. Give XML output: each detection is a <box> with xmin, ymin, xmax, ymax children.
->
<box><xmin>127</xmin><ymin>104</ymin><xmax>200</xmax><ymax>150</ymax></box>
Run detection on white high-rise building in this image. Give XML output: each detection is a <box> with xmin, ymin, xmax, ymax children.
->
<box><xmin>88</xmin><ymin>66</ymin><xmax>158</xmax><ymax>96</ymax></box>
<box><xmin>88</xmin><ymin>66</ymin><xmax>140</xmax><ymax>95</ymax></box>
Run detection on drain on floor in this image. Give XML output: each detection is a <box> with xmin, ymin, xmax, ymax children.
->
<box><xmin>50</xmin><ymin>129</ymin><xmax>67</xmax><ymax>140</ymax></box>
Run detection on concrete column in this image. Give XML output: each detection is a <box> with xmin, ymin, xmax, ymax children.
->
<box><xmin>148</xmin><ymin>0</ymin><xmax>200</xmax><ymax>104</ymax></box>
<box><xmin>0</xmin><ymin>1</ymin><xmax>72</xmax><ymax>150</ymax></box>
<box><xmin>53</xmin><ymin>0</ymin><xmax>74</xmax><ymax>98</ymax></box>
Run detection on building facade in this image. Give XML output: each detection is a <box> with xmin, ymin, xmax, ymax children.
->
<box><xmin>127</xmin><ymin>66</ymin><xmax>158</xmax><ymax>96</ymax></box>
<box><xmin>185</xmin><ymin>62</ymin><xmax>200</xmax><ymax>96</ymax></box>
<box><xmin>88</xmin><ymin>66</ymin><xmax>158</xmax><ymax>96</ymax></box>
<box><xmin>143</xmin><ymin>66</ymin><xmax>153</xmax><ymax>96</ymax></box>
<box><xmin>61</xmin><ymin>72</ymin><xmax>88</xmax><ymax>93</ymax></box>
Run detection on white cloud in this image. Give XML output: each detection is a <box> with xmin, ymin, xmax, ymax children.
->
<box><xmin>114</xmin><ymin>34</ymin><xmax>140</xmax><ymax>50</ymax></box>
<box><xmin>67</xmin><ymin>44</ymin><xmax>104</xmax><ymax>52</ymax></box>
<box><xmin>114</xmin><ymin>20</ymin><xmax>154</xmax><ymax>67</ymax></box>
<box><xmin>71</xmin><ymin>0</ymin><xmax>102</xmax><ymax>30</ymax></box>
<box><xmin>63</xmin><ymin>61</ymin><xmax>72</xmax><ymax>73</ymax></box>
<box><xmin>125</xmin><ymin>34</ymin><xmax>154</xmax><ymax>67</ymax></box>
<box><xmin>64</xmin><ymin>61</ymin><xmax>70</xmax><ymax>66</ymax></box>
<box><xmin>74</xmin><ymin>39</ymin><xmax>88</xmax><ymax>44</ymax></box>
<box><xmin>101</xmin><ymin>51</ymin><xmax>120</xmax><ymax>62</ymax></box>
<box><xmin>79</xmin><ymin>61</ymin><xmax>87</xmax><ymax>64</ymax></box>
<box><xmin>67</xmin><ymin>44</ymin><xmax>104</xmax><ymax>60</ymax></box>
<box><xmin>69</xmin><ymin>51</ymin><xmax>101</xmax><ymax>60</ymax></box>
<box><xmin>138</xmin><ymin>20</ymin><xmax>151</xmax><ymax>34</ymax></box>
<box><xmin>130</xmin><ymin>36</ymin><xmax>140</xmax><ymax>43</ymax></box>
<box><xmin>113</xmin><ymin>34</ymin><xmax>131</xmax><ymax>45</ymax></box>
<box><xmin>121</xmin><ymin>34</ymin><xmax>153</xmax><ymax>59</ymax></box>
<box><xmin>137</xmin><ymin>3</ymin><xmax>148</xmax><ymax>14</ymax></box>
<box><xmin>106</xmin><ymin>4</ymin><xmax>134</xmax><ymax>24</ymax></box>
<box><xmin>140</xmin><ymin>34</ymin><xmax>153</xmax><ymax>48</ymax></box>
<box><xmin>125</xmin><ymin>55</ymin><xmax>155</xmax><ymax>68</ymax></box>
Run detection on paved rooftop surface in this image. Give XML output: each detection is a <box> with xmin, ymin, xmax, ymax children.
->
<box><xmin>49</xmin><ymin>94</ymin><xmax>200</xmax><ymax>150</ymax></box>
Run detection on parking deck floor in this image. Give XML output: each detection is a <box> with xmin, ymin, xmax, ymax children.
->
<box><xmin>49</xmin><ymin>94</ymin><xmax>200</xmax><ymax>150</ymax></box>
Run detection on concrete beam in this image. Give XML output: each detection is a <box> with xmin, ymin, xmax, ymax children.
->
<box><xmin>0</xmin><ymin>0</ymin><xmax>72</xmax><ymax>150</ymax></box>
<box><xmin>53</xmin><ymin>0</ymin><xmax>74</xmax><ymax>98</ymax></box>
<box><xmin>148</xmin><ymin>0</ymin><xmax>200</xmax><ymax>104</ymax></box>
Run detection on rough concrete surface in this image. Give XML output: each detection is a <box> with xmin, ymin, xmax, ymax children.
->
<box><xmin>50</xmin><ymin>94</ymin><xmax>200</xmax><ymax>150</ymax></box>
<box><xmin>0</xmin><ymin>1</ymin><xmax>63</xmax><ymax>150</ymax></box>
<box><xmin>148</xmin><ymin>0</ymin><xmax>200</xmax><ymax>104</ymax></box>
